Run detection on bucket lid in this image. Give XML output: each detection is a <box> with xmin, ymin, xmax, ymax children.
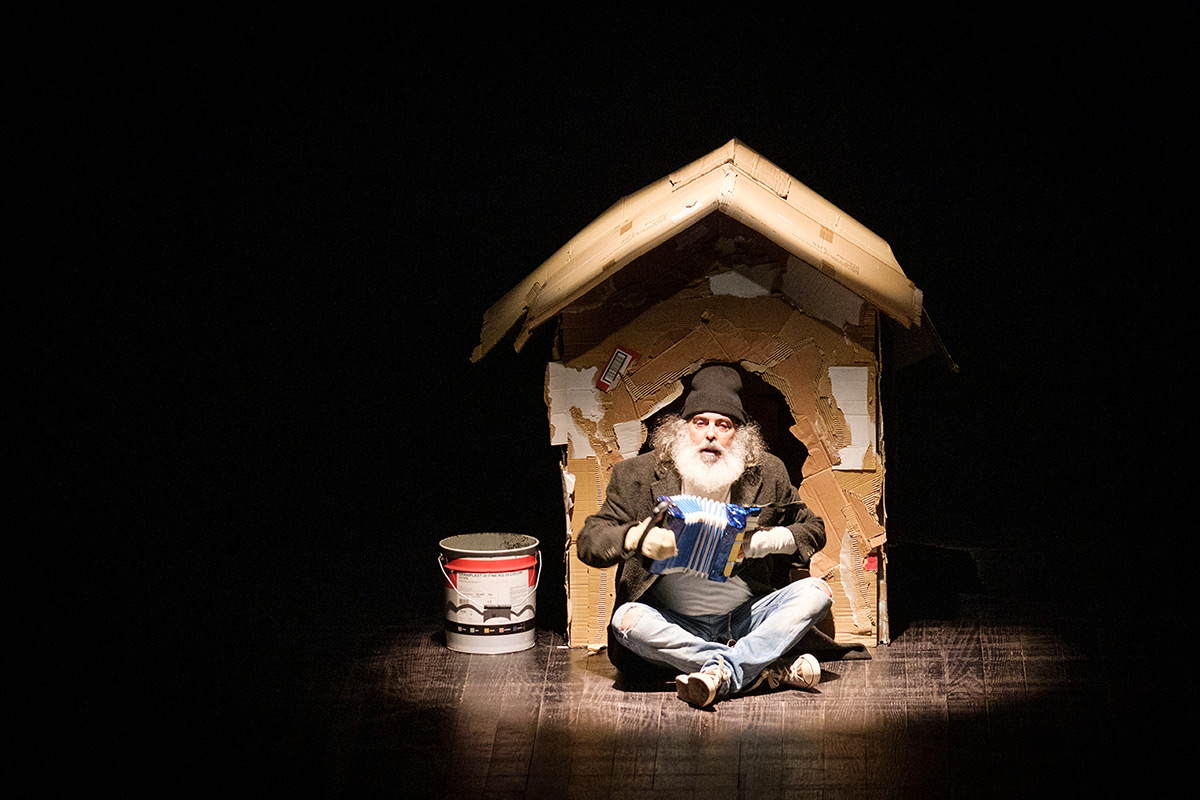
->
<box><xmin>439</xmin><ymin>532</ymin><xmax>539</xmax><ymax>560</ymax></box>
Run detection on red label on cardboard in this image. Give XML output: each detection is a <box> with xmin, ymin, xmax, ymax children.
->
<box><xmin>596</xmin><ymin>346</ymin><xmax>640</xmax><ymax>392</ymax></box>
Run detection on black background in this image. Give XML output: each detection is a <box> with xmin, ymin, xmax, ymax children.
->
<box><xmin>16</xmin><ymin>7</ymin><xmax>1191</xmax><ymax>788</ymax></box>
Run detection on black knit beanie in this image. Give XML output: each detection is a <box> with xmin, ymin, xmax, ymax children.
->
<box><xmin>681</xmin><ymin>365</ymin><xmax>746</xmax><ymax>424</ymax></box>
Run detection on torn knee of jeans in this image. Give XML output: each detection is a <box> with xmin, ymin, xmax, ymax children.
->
<box><xmin>619</xmin><ymin>607</ymin><xmax>642</xmax><ymax>632</ymax></box>
<box><xmin>814</xmin><ymin>578</ymin><xmax>833</xmax><ymax>599</ymax></box>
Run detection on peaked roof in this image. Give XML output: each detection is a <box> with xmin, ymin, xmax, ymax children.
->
<box><xmin>473</xmin><ymin>139</ymin><xmax>923</xmax><ymax>361</ymax></box>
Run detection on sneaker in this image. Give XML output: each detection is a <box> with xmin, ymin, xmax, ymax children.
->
<box><xmin>675</xmin><ymin>657</ymin><xmax>733</xmax><ymax>707</ymax></box>
<box><xmin>761</xmin><ymin>653</ymin><xmax>821</xmax><ymax>691</ymax></box>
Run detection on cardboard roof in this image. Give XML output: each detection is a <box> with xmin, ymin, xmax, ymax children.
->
<box><xmin>473</xmin><ymin>139</ymin><xmax>924</xmax><ymax>362</ymax></box>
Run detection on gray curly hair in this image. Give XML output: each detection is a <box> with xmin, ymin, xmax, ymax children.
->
<box><xmin>650</xmin><ymin>413</ymin><xmax>767</xmax><ymax>469</ymax></box>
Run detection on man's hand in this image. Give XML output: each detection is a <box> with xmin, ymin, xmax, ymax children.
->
<box><xmin>625</xmin><ymin>517</ymin><xmax>678</xmax><ymax>560</ymax></box>
<box><xmin>741</xmin><ymin>526</ymin><xmax>799</xmax><ymax>559</ymax></box>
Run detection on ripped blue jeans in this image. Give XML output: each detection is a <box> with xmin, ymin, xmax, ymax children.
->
<box><xmin>611</xmin><ymin>577</ymin><xmax>833</xmax><ymax>696</ymax></box>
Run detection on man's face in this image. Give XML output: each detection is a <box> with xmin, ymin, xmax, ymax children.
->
<box><xmin>686</xmin><ymin>413</ymin><xmax>737</xmax><ymax>463</ymax></box>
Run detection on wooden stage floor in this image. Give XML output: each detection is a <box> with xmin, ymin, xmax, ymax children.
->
<box><xmin>74</xmin><ymin>538</ymin><xmax>1184</xmax><ymax>798</ymax></box>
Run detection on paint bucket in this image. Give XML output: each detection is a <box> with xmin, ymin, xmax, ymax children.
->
<box><xmin>439</xmin><ymin>533</ymin><xmax>540</xmax><ymax>654</ymax></box>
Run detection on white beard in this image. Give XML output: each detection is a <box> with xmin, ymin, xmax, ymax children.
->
<box><xmin>670</xmin><ymin>436</ymin><xmax>747</xmax><ymax>498</ymax></box>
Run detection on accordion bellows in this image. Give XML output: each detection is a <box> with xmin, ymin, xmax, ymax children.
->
<box><xmin>650</xmin><ymin>495</ymin><xmax>759</xmax><ymax>583</ymax></box>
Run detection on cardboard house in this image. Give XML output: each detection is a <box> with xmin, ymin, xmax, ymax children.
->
<box><xmin>473</xmin><ymin>139</ymin><xmax>930</xmax><ymax>650</ymax></box>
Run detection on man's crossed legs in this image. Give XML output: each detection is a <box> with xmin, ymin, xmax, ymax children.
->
<box><xmin>612</xmin><ymin>577</ymin><xmax>834</xmax><ymax>707</ymax></box>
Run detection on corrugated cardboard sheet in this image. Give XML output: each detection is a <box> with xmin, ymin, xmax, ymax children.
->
<box><xmin>474</xmin><ymin>139</ymin><xmax>922</xmax><ymax>362</ymax></box>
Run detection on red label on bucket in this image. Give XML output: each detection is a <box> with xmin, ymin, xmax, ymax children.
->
<box><xmin>444</xmin><ymin>556</ymin><xmax>536</xmax><ymax>574</ymax></box>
